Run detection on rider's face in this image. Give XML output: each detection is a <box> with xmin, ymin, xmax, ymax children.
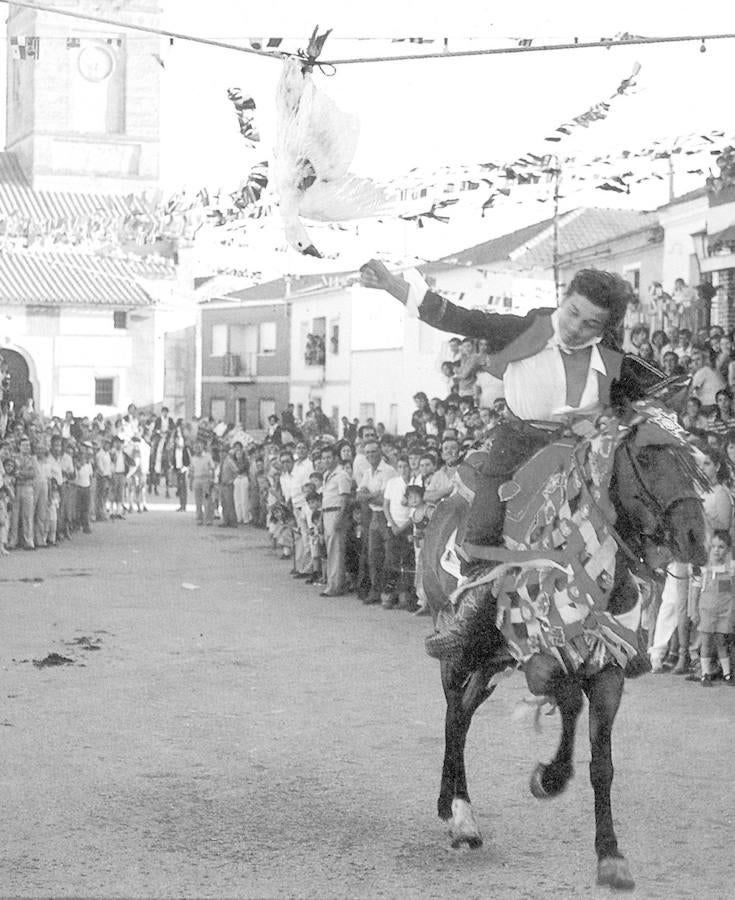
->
<box><xmin>558</xmin><ymin>292</ymin><xmax>609</xmax><ymax>348</ymax></box>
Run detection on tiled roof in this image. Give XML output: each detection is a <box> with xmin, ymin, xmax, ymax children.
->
<box><xmin>220</xmin><ymin>271</ymin><xmax>355</xmax><ymax>304</ymax></box>
<box><xmin>0</xmin><ymin>151</ymin><xmax>141</xmax><ymax>222</ymax></box>
<box><xmin>429</xmin><ymin>217</ymin><xmax>556</xmax><ymax>269</ymax></box>
<box><xmin>512</xmin><ymin>208</ymin><xmax>658</xmax><ymax>269</ymax></box>
<box><xmin>656</xmin><ymin>186</ymin><xmax>708</xmax><ymax>211</ymax></box>
<box><xmin>0</xmin><ymin>251</ymin><xmax>174</xmax><ymax>307</ymax></box>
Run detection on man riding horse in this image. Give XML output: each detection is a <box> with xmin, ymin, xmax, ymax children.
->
<box><xmin>360</xmin><ymin>260</ymin><xmax>665</xmax><ymax>646</ymax></box>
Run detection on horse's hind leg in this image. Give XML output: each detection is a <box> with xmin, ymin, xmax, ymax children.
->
<box><xmin>585</xmin><ymin>665</ymin><xmax>635</xmax><ymax>891</ymax></box>
<box><xmin>530</xmin><ymin>675</ymin><xmax>584</xmax><ymax>799</ymax></box>
<box><xmin>438</xmin><ymin>660</ymin><xmax>483</xmax><ymax>848</ymax></box>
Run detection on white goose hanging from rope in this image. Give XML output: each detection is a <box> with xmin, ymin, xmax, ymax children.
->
<box><xmin>274</xmin><ymin>27</ymin><xmax>389</xmax><ymax>257</ymax></box>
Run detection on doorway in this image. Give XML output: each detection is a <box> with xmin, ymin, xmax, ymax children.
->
<box><xmin>0</xmin><ymin>348</ymin><xmax>33</xmax><ymax>412</ymax></box>
<box><xmin>237</xmin><ymin>398</ymin><xmax>247</xmax><ymax>428</ymax></box>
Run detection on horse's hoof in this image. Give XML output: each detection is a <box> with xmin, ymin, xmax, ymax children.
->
<box><xmin>450</xmin><ymin>831</ymin><xmax>483</xmax><ymax>850</ymax></box>
<box><xmin>597</xmin><ymin>856</ymin><xmax>635</xmax><ymax>891</ymax></box>
<box><xmin>529</xmin><ymin>763</ymin><xmax>550</xmax><ymax>799</ymax></box>
<box><xmin>529</xmin><ymin>762</ymin><xmax>572</xmax><ymax>799</ymax></box>
<box><xmin>449</xmin><ymin>798</ymin><xmax>483</xmax><ymax>849</ymax></box>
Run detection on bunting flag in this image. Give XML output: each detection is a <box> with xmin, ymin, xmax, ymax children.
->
<box><xmin>226</xmin><ymin>88</ymin><xmax>260</xmax><ymax>146</ymax></box>
<box><xmin>249</xmin><ymin>37</ymin><xmax>283</xmax><ymax>50</ymax></box>
<box><xmin>544</xmin><ymin>62</ymin><xmax>640</xmax><ymax>142</ymax></box>
<box><xmin>10</xmin><ymin>37</ymin><xmax>25</xmax><ymax>60</ymax></box>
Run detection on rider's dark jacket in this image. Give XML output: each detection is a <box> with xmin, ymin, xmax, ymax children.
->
<box><xmin>418</xmin><ymin>291</ymin><xmax>663</xmax><ymax>408</ymax></box>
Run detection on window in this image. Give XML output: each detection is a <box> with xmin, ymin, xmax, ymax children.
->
<box><xmin>258</xmin><ymin>321</ymin><xmax>277</xmax><ymax>355</ymax></box>
<box><xmin>113</xmin><ymin>310</ymin><xmax>128</xmax><ymax>329</ymax></box>
<box><xmin>210</xmin><ymin>397</ymin><xmax>227</xmax><ymax>421</ymax></box>
<box><xmin>329</xmin><ymin>321</ymin><xmax>340</xmax><ymax>355</ymax></box>
<box><xmin>211</xmin><ymin>323</ymin><xmax>228</xmax><ymax>356</ymax></box>
<box><xmin>305</xmin><ymin>334</ymin><xmax>326</xmax><ymax>366</ymax></box>
<box><xmin>623</xmin><ymin>265</ymin><xmax>641</xmax><ymax>296</ymax></box>
<box><xmin>95</xmin><ymin>377</ymin><xmax>114</xmax><ymax>406</ymax></box>
<box><xmin>296</xmin><ymin>403</ymin><xmax>303</xmax><ymax>421</ymax></box>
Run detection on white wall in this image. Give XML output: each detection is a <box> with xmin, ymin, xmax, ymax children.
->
<box><xmin>0</xmin><ymin>304</ymin><xmax>161</xmax><ymax>416</ymax></box>
<box><xmin>658</xmin><ymin>195</ymin><xmax>708</xmax><ymax>290</ymax></box>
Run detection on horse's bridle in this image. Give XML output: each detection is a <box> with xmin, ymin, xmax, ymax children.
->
<box><xmin>621</xmin><ymin>440</ymin><xmax>700</xmax><ymax>524</ymax></box>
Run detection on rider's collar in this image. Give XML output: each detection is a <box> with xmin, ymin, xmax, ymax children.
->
<box><xmin>549</xmin><ymin>309</ymin><xmax>604</xmax><ymax>354</ymax></box>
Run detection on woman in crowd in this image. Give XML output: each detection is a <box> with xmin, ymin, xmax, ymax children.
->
<box><xmin>650</xmin><ymin>329</ymin><xmax>669</xmax><ymax>366</ymax></box>
<box><xmin>707</xmin><ymin>389</ymin><xmax>735</xmax><ymax>436</ymax></box>
<box><xmin>172</xmin><ymin>420</ymin><xmax>191</xmax><ymax>512</ymax></box>
<box><xmin>233</xmin><ymin>445</ymin><xmax>252</xmax><ymax>525</ymax></box>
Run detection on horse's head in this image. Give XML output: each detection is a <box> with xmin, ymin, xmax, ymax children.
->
<box><xmin>611</xmin><ymin>404</ymin><xmax>708</xmax><ymax>569</ymax></box>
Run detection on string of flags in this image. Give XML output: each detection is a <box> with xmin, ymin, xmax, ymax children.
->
<box><xmin>10</xmin><ymin>35</ymin><xmax>124</xmax><ymax>60</ymax></box>
<box><xmin>543</xmin><ymin>63</ymin><xmax>641</xmax><ymax>142</ymax></box>
<box><xmin>9</xmin><ymin>36</ymin><xmax>40</xmax><ymax>59</ymax></box>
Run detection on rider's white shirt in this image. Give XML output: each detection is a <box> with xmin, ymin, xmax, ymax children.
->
<box><xmin>504</xmin><ymin>312</ymin><xmax>606</xmax><ymax>421</ymax></box>
<box><xmin>405</xmin><ymin>271</ymin><xmax>605</xmax><ymax>420</ymax></box>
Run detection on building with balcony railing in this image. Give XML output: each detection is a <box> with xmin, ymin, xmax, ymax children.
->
<box><xmin>197</xmin><ymin>283</ymin><xmax>291</xmax><ymax>430</ymax></box>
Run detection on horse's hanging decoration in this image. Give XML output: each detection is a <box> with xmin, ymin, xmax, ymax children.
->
<box><xmin>435</xmin><ymin>415</ymin><xmax>641</xmax><ymax>673</ymax></box>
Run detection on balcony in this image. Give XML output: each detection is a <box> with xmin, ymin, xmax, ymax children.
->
<box><xmin>222</xmin><ymin>352</ymin><xmax>257</xmax><ymax>379</ymax></box>
<box><xmin>304</xmin><ymin>333</ymin><xmax>326</xmax><ymax>367</ymax></box>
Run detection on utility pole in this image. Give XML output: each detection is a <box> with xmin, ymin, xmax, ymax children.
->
<box><xmin>668</xmin><ymin>155</ymin><xmax>675</xmax><ymax>202</ymax></box>
<box><xmin>552</xmin><ymin>157</ymin><xmax>561</xmax><ymax>304</ymax></box>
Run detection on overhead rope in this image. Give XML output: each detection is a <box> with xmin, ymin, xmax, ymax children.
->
<box><xmin>3</xmin><ymin>2</ymin><xmax>735</xmax><ymax>67</ymax></box>
<box><xmin>0</xmin><ymin>0</ymin><xmax>287</xmax><ymax>61</ymax></box>
<box><xmin>319</xmin><ymin>33</ymin><xmax>735</xmax><ymax>65</ymax></box>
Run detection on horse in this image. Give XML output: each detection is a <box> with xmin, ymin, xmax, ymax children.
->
<box><xmin>420</xmin><ymin>400</ymin><xmax>708</xmax><ymax>891</ymax></box>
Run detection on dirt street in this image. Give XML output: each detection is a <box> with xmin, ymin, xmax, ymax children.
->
<box><xmin>1</xmin><ymin>507</ymin><xmax>733</xmax><ymax>898</ymax></box>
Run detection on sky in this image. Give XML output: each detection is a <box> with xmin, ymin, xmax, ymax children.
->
<box><xmin>2</xmin><ymin>1</ymin><xmax>735</xmax><ymax>268</ymax></box>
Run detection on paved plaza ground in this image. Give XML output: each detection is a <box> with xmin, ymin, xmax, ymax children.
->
<box><xmin>1</xmin><ymin>504</ymin><xmax>733</xmax><ymax>898</ymax></box>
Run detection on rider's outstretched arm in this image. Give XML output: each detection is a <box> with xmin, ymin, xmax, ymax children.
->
<box><xmin>360</xmin><ymin>258</ymin><xmax>538</xmax><ymax>351</ymax></box>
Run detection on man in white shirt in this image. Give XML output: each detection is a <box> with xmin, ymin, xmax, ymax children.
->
<box><xmin>382</xmin><ymin>457</ymin><xmax>414</xmax><ymax>609</ymax></box>
<box><xmin>424</xmin><ymin>437</ymin><xmax>459</xmax><ymax>505</ymax></box>
<box><xmin>291</xmin><ymin>440</ymin><xmax>315</xmax><ymax>578</ymax></box>
<box><xmin>357</xmin><ymin>439</ymin><xmax>397</xmax><ymax>604</ymax></box>
<box><xmin>94</xmin><ymin>438</ymin><xmax>112</xmax><ymax>521</ymax></box>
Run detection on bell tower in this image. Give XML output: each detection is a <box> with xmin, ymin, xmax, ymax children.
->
<box><xmin>5</xmin><ymin>0</ymin><xmax>161</xmax><ymax>193</ymax></box>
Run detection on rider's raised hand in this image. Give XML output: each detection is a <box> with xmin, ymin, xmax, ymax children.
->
<box><xmin>359</xmin><ymin>259</ymin><xmax>409</xmax><ymax>304</ymax></box>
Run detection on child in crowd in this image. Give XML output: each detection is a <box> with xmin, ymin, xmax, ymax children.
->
<box><xmin>127</xmin><ymin>438</ymin><xmax>146</xmax><ymax>513</ymax></box>
<box><xmin>405</xmin><ymin>483</ymin><xmax>434</xmax><ymax>616</ymax></box>
<box><xmin>689</xmin><ymin>530</ymin><xmax>735</xmax><ymax>686</ymax></box>
<box><xmin>47</xmin><ymin>479</ymin><xmax>60</xmax><ymax>547</ymax></box>
<box><xmin>305</xmin><ymin>491</ymin><xmax>325</xmax><ymax>585</ymax></box>
<box><xmin>0</xmin><ymin>481</ymin><xmax>11</xmax><ymax>554</ymax></box>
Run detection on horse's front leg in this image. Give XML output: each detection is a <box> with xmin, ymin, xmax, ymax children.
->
<box><xmin>585</xmin><ymin>664</ymin><xmax>635</xmax><ymax>891</ymax></box>
<box><xmin>530</xmin><ymin>673</ymin><xmax>583</xmax><ymax>799</ymax></box>
<box><xmin>438</xmin><ymin>660</ymin><xmax>483</xmax><ymax>849</ymax></box>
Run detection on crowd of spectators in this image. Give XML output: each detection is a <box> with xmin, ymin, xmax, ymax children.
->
<box><xmin>207</xmin><ymin>393</ymin><xmax>507</xmax><ymax>615</ymax></box>
<box><xmin>4</xmin><ymin>274</ymin><xmax>733</xmax><ymax>676</ymax></box>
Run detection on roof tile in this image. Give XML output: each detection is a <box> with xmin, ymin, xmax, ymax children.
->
<box><xmin>0</xmin><ymin>251</ymin><xmax>174</xmax><ymax>307</ymax></box>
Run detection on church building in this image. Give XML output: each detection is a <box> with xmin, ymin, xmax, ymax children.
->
<box><xmin>1</xmin><ymin>0</ymin><xmax>178</xmax><ymax>416</ymax></box>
